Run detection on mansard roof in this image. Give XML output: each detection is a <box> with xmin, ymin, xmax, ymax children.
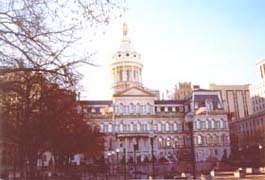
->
<box><xmin>154</xmin><ymin>100</ymin><xmax>186</xmax><ymax>105</ymax></box>
<box><xmin>79</xmin><ymin>100</ymin><xmax>112</xmax><ymax>106</ymax></box>
<box><xmin>193</xmin><ymin>94</ymin><xmax>220</xmax><ymax>103</ymax></box>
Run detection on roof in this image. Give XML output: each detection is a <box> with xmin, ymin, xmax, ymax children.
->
<box><xmin>79</xmin><ymin>100</ymin><xmax>112</xmax><ymax>105</ymax></box>
<box><xmin>194</xmin><ymin>95</ymin><xmax>220</xmax><ymax>103</ymax></box>
<box><xmin>155</xmin><ymin>100</ymin><xmax>186</xmax><ymax>105</ymax></box>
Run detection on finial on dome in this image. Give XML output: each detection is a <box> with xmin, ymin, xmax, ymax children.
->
<box><xmin>123</xmin><ymin>22</ymin><xmax>128</xmax><ymax>37</ymax></box>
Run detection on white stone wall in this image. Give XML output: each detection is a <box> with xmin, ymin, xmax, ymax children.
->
<box><xmin>193</xmin><ymin>114</ymin><xmax>231</xmax><ymax>162</ymax></box>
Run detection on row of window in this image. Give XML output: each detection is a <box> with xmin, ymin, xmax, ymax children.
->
<box><xmin>238</xmin><ymin>117</ymin><xmax>265</xmax><ymax>132</ymax></box>
<box><xmin>253</xmin><ymin>103</ymin><xmax>265</xmax><ymax>112</ymax></box>
<box><xmin>99</xmin><ymin>122</ymin><xmax>189</xmax><ymax>133</ymax></box>
<box><xmin>157</xmin><ymin>136</ymin><xmax>190</xmax><ymax>148</ymax></box>
<box><xmin>196</xmin><ymin>148</ymin><xmax>227</xmax><ymax>160</ymax></box>
<box><xmin>84</xmin><ymin>105</ymin><xmax>185</xmax><ymax>115</ymax></box>
<box><xmin>194</xmin><ymin>119</ymin><xmax>227</xmax><ymax>130</ymax></box>
<box><xmin>196</xmin><ymin>134</ymin><xmax>229</xmax><ymax>145</ymax></box>
<box><xmin>115</xmin><ymin>103</ymin><xmax>153</xmax><ymax>115</ymax></box>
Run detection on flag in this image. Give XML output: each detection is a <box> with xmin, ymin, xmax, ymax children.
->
<box><xmin>101</xmin><ymin>104</ymin><xmax>113</xmax><ymax>115</ymax></box>
<box><xmin>195</xmin><ymin>106</ymin><xmax>208</xmax><ymax>115</ymax></box>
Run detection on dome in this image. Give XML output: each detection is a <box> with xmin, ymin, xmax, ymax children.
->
<box><xmin>110</xmin><ymin>23</ymin><xmax>144</xmax><ymax>94</ymax></box>
<box><xmin>112</xmin><ymin>23</ymin><xmax>142</xmax><ymax>64</ymax></box>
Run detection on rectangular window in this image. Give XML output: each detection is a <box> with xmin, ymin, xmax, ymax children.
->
<box><xmin>162</xmin><ymin>124</ymin><xmax>166</xmax><ymax>131</ymax></box>
<box><xmin>108</xmin><ymin>124</ymin><xmax>112</xmax><ymax>132</ymax></box>
<box><xmin>154</xmin><ymin>124</ymin><xmax>158</xmax><ymax>131</ymax></box>
<box><xmin>263</xmin><ymin>64</ymin><xmax>265</xmax><ymax>78</ymax></box>
<box><xmin>165</xmin><ymin>123</ymin><xmax>169</xmax><ymax>131</ymax></box>
<box><xmin>173</xmin><ymin>123</ymin><xmax>177</xmax><ymax>131</ymax></box>
<box><xmin>120</xmin><ymin>124</ymin><xmax>123</xmax><ymax>132</ymax></box>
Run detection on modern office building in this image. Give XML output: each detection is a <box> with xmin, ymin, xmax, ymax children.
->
<box><xmin>249</xmin><ymin>59</ymin><xmax>265</xmax><ymax>113</ymax></box>
<box><xmin>209</xmin><ymin>83</ymin><xmax>252</xmax><ymax>121</ymax></box>
<box><xmin>229</xmin><ymin>59</ymin><xmax>265</xmax><ymax>164</ymax></box>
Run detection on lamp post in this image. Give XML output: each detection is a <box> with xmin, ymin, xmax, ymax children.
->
<box><xmin>123</xmin><ymin>148</ymin><xmax>126</xmax><ymax>180</ymax></box>
<box><xmin>116</xmin><ymin>148</ymin><xmax>120</xmax><ymax>175</ymax></box>
<box><xmin>149</xmin><ymin>132</ymin><xmax>155</xmax><ymax>178</ymax></box>
<box><xmin>107</xmin><ymin>152</ymin><xmax>112</xmax><ymax>176</ymax></box>
<box><xmin>259</xmin><ymin>144</ymin><xmax>263</xmax><ymax>167</ymax></box>
<box><xmin>185</xmin><ymin>112</ymin><xmax>196</xmax><ymax>180</ymax></box>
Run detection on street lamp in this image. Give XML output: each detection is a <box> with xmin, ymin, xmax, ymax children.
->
<box><xmin>259</xmin><ymin>144</ymin><xmax>263</xmax><ymax>167</ymax></box>
<box><xmin>116</xmin><ymin>148</ymin><xmax>120</xmax><ymax>174</ymax></box>
<box><xmin>185</xmin><ymin>112</ymin><xmax>196</xmax><ymax>180</ymax></box>
<box><xmin>149</xmin><ymin>132</ymin><xmax>155</xmax><ymax>178</ymax></box>
<box><xmin>107</xmin><ymin>152</ymin><xmax>112</xmax><ymax>176</ymax></box>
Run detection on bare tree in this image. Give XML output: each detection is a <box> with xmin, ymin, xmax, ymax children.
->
<box><xmin>0</xmin><ymin>0</ymin><xmax>126</xmax><ymax>87</ymax></box>
<box><xmin>0</xmin><ymin>0</ymin><xmax>125</xmax><ymax>178</ymax></box>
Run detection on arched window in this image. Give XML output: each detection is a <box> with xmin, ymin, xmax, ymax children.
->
<box><xmin>207</xmin><ymin>119</ymin><xmax>212</xmax><ymax>129</ymax></box>
<box><xmin>183</xmin><ymin>136</ymin><xmax>186</xmax><ymax>147</ymax></box>
<box><xmin>142</xmin><ymin>105</ymin><xmax>146</xmax><ymax>114</ymax></box>
<box><xmin>197</xmin><ymin>135</ymin><xmax>202</xmax><ymax>145</ymax></box>
<box><xmin>169</xmin><ymin>123</ymin><xmax>173</xmax><ymax>131</ymax></box>
<box><xmin>158</xmin><ymin>123</ymin><xmax>161</xmax><ymax>131</ymax></box>
<box><xmin>206</xmin><ymin>101</ymin><xmax>213</xmax><ymax>110</ymax></box>
<box><xmin>201</xmin><ymin>121</ymin><xmax>205</xmax><ymax>129</ymax></box>
<box><xmin>173</xmin><ymin>123</ymin><xmax>177</xmax><ymax>131</ymax></box>
<box><xmin>205</xmin><ymin>120</ymin><xmax>209</xmax><ymax>129</ymax></box>
<box><xmin>165</xmin><ymin>123</ymin><xmax>169</xmax><ymax>131</ymax></box>
<box><xmin>136</xmin><ymin>103</ymin><xmax>141</xmax><ymax>114</ymax></box>
<box><xmin>147</xmin><ymin>124</ymin><xmax>151</xmax><ymax>131</ymax></box>
<box><xmin>133</xmin><ymin>123</ymin><xmax>137</xmax><ymax>131</ymax></box>
<box><xmin>174</xmin><ymin>137</ymin><xmax>179</xmax><ymax>147</ymax></box>
<box><xmin>220</xmin><ymin>118</ymin><xmax>226</xmax><ymax>128</ymax></box>
<box><xmin>212</xmin><ymin>119</ymin><xmax>215</xmax><ymax>128</ymax></box>
<box><xmin>143</xmin><ymin>124</ymin><xmax>148</xmax><ymax>131</ymax></box>
<box><xmin>216</xmin><ymin>121</ymin><xmax>220</xmax><ymax>129</ymax></box>
<box><xmin>166</xmin><ymin>137</ymin><xmax>171</xmax><ymax>147</ymax></box>
<box><xmin>153</xmin><ymin>124</ymin><xmax>158</xmax><ymax>131</ymax></box>
<box><xmin>158</xmin><ymin>137</ymin><xmax>163</xmax><ymax>148</ymax></box>
<box><xmin>119</xmin><ymin>123</ymin><xmax>124</xmax><ymax>132</ymax></box>
<box><xmin>137</xmin><ymin>123</ymin><xmax>141</xmax><ymax>131</ymax></box>
<box><xmin>206</xmin><ymin>135</ymin><xmax>211</xmax><ymax>145</ymax></box>
<box><xmin>130</xmin><ymin>123</ymin><xmax>133</xmax><ymax>132</ymax></box>
<box><xmin>129</xmin><ymin>103</ymin><xmax>135</xmax><ymax>114</ymax></box>
<box><xmin>146</xmin><ymin>103</ymin><xmax>152</xmax><ymax>114</ymax></box>
<box><xmin>196</xmin><ymin>120</ymin><xmax>201</xmax><ymax>129</ymax></box>
<box><xmin>221</xmin><ymin>134</ymin><xmax>225</xmax><ymax>144</ymax></box>
<box><xmin>213</xmin><ymin>135</ymin><xmax>218</xmax><ymax>145</ymax></box>
<box><xmin>108</xmin><ymin>124</ymin><xmax>112</xmax><ymax>132</ymax></box>
<box><xmin>119</xmin><ymin>103</ymin><xmax>124</xmax><ymax>114</ymax></box>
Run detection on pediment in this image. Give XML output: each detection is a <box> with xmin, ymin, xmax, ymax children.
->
<box><xmin>114</xmin><ymin>86</ymin><xmax>155</xmax><ymax>97</ymax></box>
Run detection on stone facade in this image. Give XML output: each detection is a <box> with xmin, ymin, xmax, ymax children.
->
<box><xmin>80</xmin><ymin>23</ymin><xmax>231</xmax><ymax>168</ymax></box>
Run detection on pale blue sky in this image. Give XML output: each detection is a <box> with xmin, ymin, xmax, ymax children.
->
<box><xmin>79</xmin><ymin>0</ymin><xmax>265</xmax><ymax>100</ymax></box>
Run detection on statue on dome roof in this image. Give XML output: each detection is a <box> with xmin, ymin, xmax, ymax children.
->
<box><xmin>123</xmin><ymin>22</ymin><xmax>128</xmax><ymax>36</ymax></box>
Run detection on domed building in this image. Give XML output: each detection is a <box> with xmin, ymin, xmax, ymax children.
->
<box><xmin>80</xmin><ymin>23</ymin><xmax>231</xmax><ymax>177</ymax></box>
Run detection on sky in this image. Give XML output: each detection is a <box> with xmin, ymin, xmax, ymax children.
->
<box><xmin>78</xmin><ymin>0</ymin><xmax>265</xmax><ymax>100</ymax></box>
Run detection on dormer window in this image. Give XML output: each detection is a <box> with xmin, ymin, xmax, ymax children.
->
<box><xmin>217</xmin><ymin>103</ymin><xmax>222</xmax><ymax>109</ymax></box>
<box><xmin>126</xmin><ymin>53</ymin><xmax>130</xmax><ymax>56</ymax></box>
<box><xmin>206</xmin><ymin>99</ymin><xmax>213</xmax><ymax>110</ymax></box>
<box><xmin>194</xmin><ymin>102</ymin><xmax>199</xmax><ymax>109</ymax></box>
<box><xmin>118</xmin><ymin>54</ymin><xmax>121</xmax><ymax>57</ymax></box>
